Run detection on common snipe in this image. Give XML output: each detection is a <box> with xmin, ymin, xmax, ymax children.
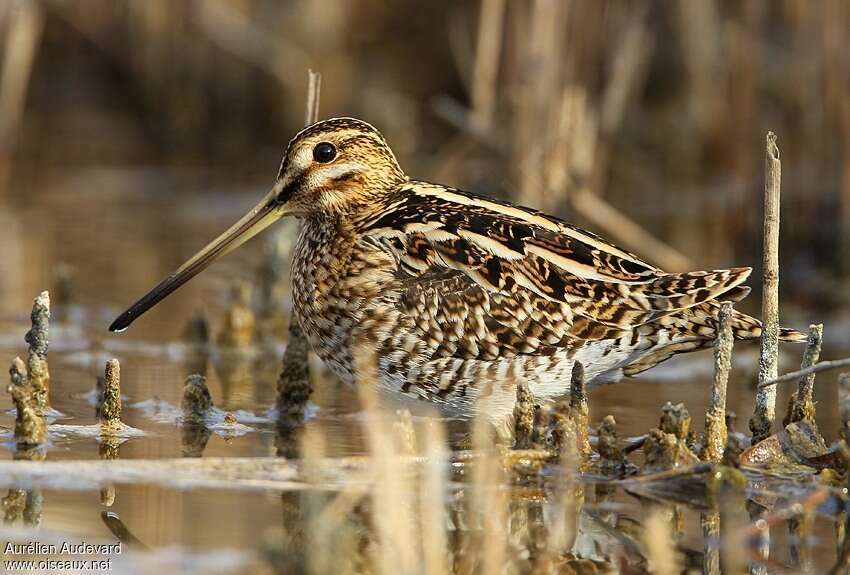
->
<box><xmin>111</xmin><ymin>118</ymin><xmax>803</xmax><ymax>419</ymax></box>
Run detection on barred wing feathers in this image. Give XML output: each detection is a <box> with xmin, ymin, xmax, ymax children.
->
<box><xmin>364</xmin><ymin>183</ymin><xmax>752</xmax><ymax>334</ymax></box>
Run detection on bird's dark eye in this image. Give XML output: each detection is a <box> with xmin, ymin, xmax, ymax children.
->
<box><xmin>313</xmin><ymin>142</ymin><xmax>337</xmax><ymax>163</ymax></box>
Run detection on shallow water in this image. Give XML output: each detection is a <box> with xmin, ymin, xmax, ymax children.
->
<box><xmin>0</xmin><ymin>167</ymin><xmax>847</xmax><ymax>573</ymax></box>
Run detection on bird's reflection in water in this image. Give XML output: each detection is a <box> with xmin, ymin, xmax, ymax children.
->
<box><xmin>264</xmin><ymin>472</ymin><xmax>667</xmax><ymax>573</ymax></box>
<box><xmin>259</xmin><ymin>414</ymin><xmax>681</xmax><ymax>574</ymax></box>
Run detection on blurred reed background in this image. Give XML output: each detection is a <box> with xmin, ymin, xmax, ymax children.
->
<box><xmin>0</xmin><ymin>0</ymin><xmax>848</xmax><ymax>315</ymax></box>
<box><xmin>0</xmin><ymin>3</ymin><xmax>849</xmax><ymax>572</ymax></box>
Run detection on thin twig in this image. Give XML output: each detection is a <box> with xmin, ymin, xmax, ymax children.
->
<box><xmin>749</xmin><ymin>132</ymin><xmax>781</xmax><ymax>444</ymax></box>
<box><xmin>304</xmin><ymin>69</ymin><xmax>321</xmax><ymax>125</ymax></box>
<box><xmin>757</xmin><ymin>357</ymin><xmax>850</xmax><ymax>389</ymax></box>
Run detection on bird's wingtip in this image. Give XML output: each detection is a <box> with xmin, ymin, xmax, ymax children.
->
<box><xmin>779</xmin><ymin>326</ymin><xmax>807</xmax><ymax>343</ymax></box>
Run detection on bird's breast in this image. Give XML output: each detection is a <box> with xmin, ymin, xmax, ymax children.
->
<box><xmin>290</xmin><ymin>220</ymin><xmax>399</xmax><ymax>378</ymax></box>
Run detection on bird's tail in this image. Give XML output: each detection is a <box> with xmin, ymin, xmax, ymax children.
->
<box><xmin>726</xmin><ymin>308</ymin><xmax>807</xmax><ymax>343</ymax></box>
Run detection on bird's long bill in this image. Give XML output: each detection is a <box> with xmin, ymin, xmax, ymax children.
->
<box><xmin>109</xmin><ymin>189</ymin><xmax>284</xmax><ymax>332</ymax></box>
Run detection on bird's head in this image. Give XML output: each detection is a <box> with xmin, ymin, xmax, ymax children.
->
<box><xmin>275</xmin><ymin>117</ymin><xmax>406</xmax><ymax>216</ymax></box>
<box><xmin>109</xmin><ymin>117</ymin><xmax>405</xmax><ymax>332</ymax></box>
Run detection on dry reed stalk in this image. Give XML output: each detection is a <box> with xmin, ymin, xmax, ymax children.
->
<box><xmin>599</xmin><ymin>4</ymin><xmax>651</xmax><ymax>137</ymax></box>
<box><xmin>354</xmin><ymin>350</ymin><xmax>417</xmax><ymax>575</ymax></box>
<box><xmin>701</xmin><ymin>512</ymin><xmax>721</xmax><ymax>575</ymax></box>
<box><xmin>512</xmin><ymin>0</ymin><xmax>565</xmax><ymax>212</ymax></box>
<box><xmin>506</xmin><ymin>2</ymin><xmax>692</xmax><ymax>274</ymax></box>
<box><xmin>393</xmin><ymin>409</ymin><xmax>416</xmax><ymax>456</ymax></box>
<box><xmin>546</xmin><ymin>418</ymin><xmax>581</xmax><ymax>557</ymax></box>
<box><xmin>463</xmin><ymin>396</ymin><xmax>508</xmax><ymax>574</ymax></box>
<box><xmin>309</xmin><ymin>482</ymin><xmax>368</xmax><ymax>574</ymax></box>
<box><xmin>675</xmin><ymin>0</ymin><xmax>721</xmax><ymax>136</ymax></box>
<box><xmin>544</xmin><ymin>87</ymin><xmax>594</xmax><ymax>200</ymax></box>
<box><xmin>785</xmin><ymin>323</ymin><xmax>823</xmax><ymax>424</ymax></box>
<box><xmin>704</xmin><ymin>302</ymin><xmax>733</xmax><ymax>463</ymax></box>
<box><xmin>300</xmin><ymin>423</ymin><xmax>341</xmax><ymax>575</ymax></box>
<box><xmin>470</xmin><ymin>0</ymin><xmax>505</xmax><ymax>133</ymax></box>
<box><xmin>593</xmin><ymin>4</ymin><xmax>652</xmax><ymax>195</ymax></box>
<box><xmin>300</xmin><ymin>422</ymin><xmax>367</xmax><ymax>574</ymax></box>
<box><xmin>749</xmin><ymin>132</ymin><xmax>782</xmax><ymax>445</ymax></box>
<box><xmin>596</xmin><ymin>415</ymin><xmax>625</xmax><ymax>476</ymax></box>
<box><xmin>643</xmin><ymin>508</ymin><xmax>679</xmax><ymax>575</ymax></box>
<box><xmin>477</xmin><ymin>440</ymin><xmax>507</xmax><ymax>575</ymax></box>
<box><xmin>0</xmin><ymin>1</ymin><xmax>44</xmax><ymax>195</ymax></box>
<box><xmin>420</xmin><ymin>420</ymin><xmax>449</xmax><ymax>575</ymax></box>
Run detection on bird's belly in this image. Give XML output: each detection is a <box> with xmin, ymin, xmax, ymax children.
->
<box><xmin>371</xmin><ymin>337</ymin><xmax>638</xmax><ymax>421</ymax></box>
<box><xmin>296</xmin><ymin>292</ymin><xmax>646</xmax><ymax>421</ymax></box>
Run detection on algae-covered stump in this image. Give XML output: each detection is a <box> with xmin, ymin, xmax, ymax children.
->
<box><xmin>182</xmin><ymin>374</ymin><xmax>213</xmax><ymax>425</ymax></box>
<box><xmin>99</xmin><ymin>359</ymin><xmax>122</xmax><ymax>435</ymax></box>
<box><xmin>569</xmin><ymin>362</ymin><xmax>591</xmax><ymax>461</ymax></box>
<box><xmin>513</xmin><ymin>380</ymin><xmax>535</xmax><ymax>449</ymax></box>
<box><xmin>8</xmin><ymin>356</ymin><xmax>46</xmax><ymax>445</ymax></box>
<box><xmin>24</xmin><ymin>291</ymin><xmax>50</xmax><ymax>413</ymax></box>
<box><xmin>596</xmin><ymin>415</ymin><xmax>625</xmax><ymax>477</ymax></box>
<box><xmin>785</xmin><ymin>323</ymin><xmax>824</xmax><ymax>425</ymax></box>
<box><xmin>276</xmin><ymin>321</ymin><xmax>313</xmax><ymax>428</ymax></box>
<box><xmin>705</xmin><ymin>301</ymin><xmax>733</xmax><ymax>463</ymax></box>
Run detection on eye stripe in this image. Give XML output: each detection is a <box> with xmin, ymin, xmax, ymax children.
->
<box><xmin>276</xmin><ymin>170</ymin><xmax>307</xmax><ymax>204</ymax></box>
